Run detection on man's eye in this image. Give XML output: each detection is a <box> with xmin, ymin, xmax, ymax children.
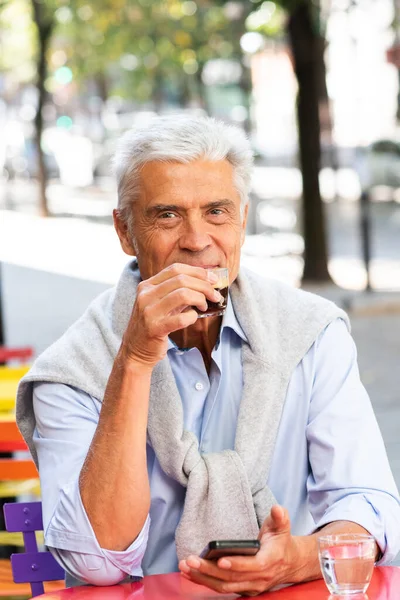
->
<box><xmin>159</xmin><ymin>212</ymin><xmax>177</xmax><ymax>219</ymax></box>
<box><xmin>210</xmin><ymin>209</ymin><xmax>223</xmax><ymax>215</ymax></box>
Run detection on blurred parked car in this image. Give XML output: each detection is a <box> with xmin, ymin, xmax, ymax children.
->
<box><xmin>364</xmin><ymin>139</ymin><xmax>400</xmax><ymax>189</ymax></box>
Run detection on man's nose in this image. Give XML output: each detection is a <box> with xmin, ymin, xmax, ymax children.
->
<box><xmin>179</xmin><ymin>220</ymin><xmax>212</xmax><ymax>252</ymax></box>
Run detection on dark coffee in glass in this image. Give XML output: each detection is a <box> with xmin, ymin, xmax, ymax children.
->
<box><xmin>195</xmin><ymin>268</ymin><xmax>229</xmax><ymax>318</ymax></box>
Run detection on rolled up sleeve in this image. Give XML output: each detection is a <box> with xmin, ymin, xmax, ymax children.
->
<box><xmin>306</xmin><ymin>319</ymin><xmax>400</xmax><ymax>564</ymax></box>
<box><xmin>33</xmin><ymin>382</ymin><xmax>150</xmax><ymax>585</ymax></box>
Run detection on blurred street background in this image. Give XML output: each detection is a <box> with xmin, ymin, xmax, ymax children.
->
<box><xmin>0</xmin><ymin>0</ymin><xmax>399</xmax><ymax>569</ymax></box>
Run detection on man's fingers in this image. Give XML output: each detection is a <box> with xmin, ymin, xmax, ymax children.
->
<box><xmin>271</xmin><ymin>505</ymin><xmax>289</xmax><ymax>528</ymax></box>
<box><xmin>180</xmin><ymin>569</ymin><xmax>267</xmax><ymax>595</ymax></box>
<box><xmin>180</xmin><ymin>556</ymin><xmax>265</xmax><ymax>583</ymax></box>
<box><xmin>136</xmin><ymin>266</ymin><xmax>224</xmax><ymax>323</ymax></box>
<box><xmin>146</xmin><ymin>273</ymin><xmax>222</xmax><ymax>304</ymax></box>
<box><xmin>158</xmin><ymin>288</ymin><xmax>209</xmax><ymax>315</ymax></box>
<box><xmin>149</xmin><ymin>263</ymin><xmax>218</xmax><ymax>285</ymax></box>
<box><xmin>268</xmin><ymin>505</ymin><xmax>290</xmax><ymax>533</ymax></box>
<box><xmin>167</xmin><ymin>310</ymin><xmax>199</xmax><ymax>334</ymax></box>
<box><xmin>259</xmin><ymin>505</ymin><xmax>290</xmax><ymax>540</ymax></box>
<box><xmin>215</xmin><ymin>544</ymin><xmax>276</xmax><ymax>573</ymax></box>
<box><xmin>221</xmin><ymin>507</ymin><xmax>291</xmax><ymax>573</ymax></box>
<box><xmin>217</xmin><ymin>579</ymin><xmax>268</xmax><ymax>595</ymax></box>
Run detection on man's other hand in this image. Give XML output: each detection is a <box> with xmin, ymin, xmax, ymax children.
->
<box><xmin>179</xmin><ymin>505</ymin><xmax>310</xmax><ymax>596</ymax></box>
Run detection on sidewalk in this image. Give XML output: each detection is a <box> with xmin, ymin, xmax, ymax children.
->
<box><xmin>303</xmin><ymin>283</ymin><xmax>400</xmax><ymax>316</ymax></box>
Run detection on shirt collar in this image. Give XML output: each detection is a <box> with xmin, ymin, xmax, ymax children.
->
<box><xmin>221</xmin><ymin>292</ymin><xmax>247</xmax><ymax>343</ymax></box>
<box><xmin>167</xmin><ymin>293</ymin><xmax>247</xmax><ymax>352</ymax></box>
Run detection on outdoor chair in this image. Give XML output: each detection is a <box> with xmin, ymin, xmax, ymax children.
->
<box><xmin>3</xmin><ymin>501</ymin><xmax>65</xmax><ymax>597</ymax></box>
<box><xmin>0</xmin><ymin>346</ymin><xmax>33</xmax><ymax>363</ymax></box>
<box><xmin>0</xmin><ymin>345</ymin><xmax>33</xmax><ymax>415</ymax></box>
<box><xmin>0</xmin><ymin>365</ymin><xmax>31</xmax><ymax>413</ymax></box>
<box><xmin>0</xmin><ymin>419</ymin><xmax>40</xmax><ymax>502</ymax></box>
<box><xmin>0</xmin><ymin>423</ymin><xmax>42</xmax><ymax>596</ymax></box>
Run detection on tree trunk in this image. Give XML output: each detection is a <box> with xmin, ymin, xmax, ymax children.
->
<box><xmin>95</xmin><ymin>72</ymin><xmax>108</xmax><ymax>104</ymax></box>
<box><xmin>179</xmin><ymin>74</ymin><xmax>192</xmax><ymax>108</ymax></box>
<box><xmin>238</xmin><ymin>64</ymin><xmax>253</xmax><ymax>136</ymax></box>
<box><xmin>288</xmin><ymin>1</ymin><xmax>331</xmax><ymax>282</ymax></box>
<box><xmin>153</xmin><ymin>69</ymin><xmax>164</xmax><ymax>112</ymax></box>
<box><xmin>316</xmin><ymin>34</ymin><xmax>339</xmax><ymax>181</ymax></box>
<box><xmin>195</xmin><ymin>66</ymin><xmax>209</xmax><ymax>113</ymax></box>
<box><xmin>31</xmin><ymin>0</ymin><xmax>53</xmax><ymax>217</ymax></box>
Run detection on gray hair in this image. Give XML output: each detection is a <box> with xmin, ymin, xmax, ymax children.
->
<box><xmin>113</xmin><ymin>114</ymin><xmax>254</xmax><ymax>231</ymax></box>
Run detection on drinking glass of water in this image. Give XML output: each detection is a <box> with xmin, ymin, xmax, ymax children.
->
<box><xmin>318</xmin><ymin>533</ymin><xmax>376</xmax><ymax>595</ymax></box>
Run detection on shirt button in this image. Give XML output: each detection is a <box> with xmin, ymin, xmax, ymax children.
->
<box><xmin>195</xmin><ymin>382</ymin><xmax>204</xmax><ymax>391</ymax></box>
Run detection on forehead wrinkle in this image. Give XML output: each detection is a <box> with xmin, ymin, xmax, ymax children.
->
<box><xmin>145</xmin><ymin>198</ymin><xmax>236</xmax><ymax>216</ymax></box>
<box><xmin>145</xmin><ymin>182</ymin><xmax>234</xmax><ymax>206</ymax></box>
<box><xmin>144</xmin><ymin>161</ymin><xmax>234</xmax><ymax>190</ymax></box>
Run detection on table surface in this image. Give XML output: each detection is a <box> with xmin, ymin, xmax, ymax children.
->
<box><xmin>35</xmin><ymin>567</ymin><xmax>400</xmax><ymax>599</ymax></box>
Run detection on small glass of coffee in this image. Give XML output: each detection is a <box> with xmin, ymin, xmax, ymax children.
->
<box><xmin>196</xmin><ymin>267</ymin><xmax>229</xmax><ymax>318</ymax></box>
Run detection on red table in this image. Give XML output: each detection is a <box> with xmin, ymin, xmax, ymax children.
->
<box><xmin>35</xmin><ymin>567</ymin><xmax>400</xmax><ymax>599</ymax></box>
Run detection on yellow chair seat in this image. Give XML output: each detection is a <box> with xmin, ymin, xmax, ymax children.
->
<box><xmin>0</xmin><ymin>530</ymin><xmax>44</xmax><ymax>547</ymax></box>
<box><xmin>0</xmin><ymin>479</ymin><xmax>41</xmax><ymax>498</ymax></box>
<box><xmin>0</xmin><ymin>531</ymin><xmax>24</xmax><ymax>546</ymax></box>
<box><xmin>0</xmin><ymin>366</ymin><xmax>30</xmax><ymax>380</ymax></box>
<box><xmin>0</xmin><ymin>413</ymin><xmax>16</xmax><ymax>422</ymax></box>
<box><xmin>0</xmin><ymin>387</ymin><xmax>17</xmax><ymax>412</ymax></box>
<box><xmin>0</xmin><ymin>366</ymin><xmax>30</xmax><ymax>412</ymax></box>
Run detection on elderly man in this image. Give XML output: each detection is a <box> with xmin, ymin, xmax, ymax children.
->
<box><xmin>18</xmin><ymin>115</ymin><xmax>400</xmax><ymax>595</ymax></box>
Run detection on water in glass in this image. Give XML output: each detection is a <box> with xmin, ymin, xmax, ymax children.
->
<box><xmin>318</xmin><ymin>534</ymin><xmax>375</xmax><ymax>595</ymax></box>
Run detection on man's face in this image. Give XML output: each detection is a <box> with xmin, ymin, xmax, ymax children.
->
<box><xmin>114</xmin><ymin>159</ymin><xmax>248</xmax><ymax>284</ymax></box>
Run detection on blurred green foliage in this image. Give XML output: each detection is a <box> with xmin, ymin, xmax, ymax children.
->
<box><xmin>0</xmin><ymin>0</ymin><xmax>289</xmax><ymax>106</ymax></box>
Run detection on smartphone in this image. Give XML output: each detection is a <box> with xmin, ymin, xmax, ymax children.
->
<box><xmin>200</xmin><ymin>540</ymin><xmax>260</xmax><ymax>561</ymax></box>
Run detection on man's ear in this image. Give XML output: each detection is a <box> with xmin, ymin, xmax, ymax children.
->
<box><xmin>240</xmin><ymin>203</ymin><xmax>249</xmax><ymax>246</ymax></box>
<box><xmin>113</xmin><ymin>209</ymin><xmax>137</xmax><ymax>256</ymax></box>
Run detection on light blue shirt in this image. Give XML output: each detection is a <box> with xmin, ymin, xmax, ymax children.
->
<box><xmin>32</xmin><ymin>298</ymin><xmax>400</xmax><ymax>586</ymax></box>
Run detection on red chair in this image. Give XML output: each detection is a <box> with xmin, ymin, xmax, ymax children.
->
<box><xmin>0</xmin><ymin>419</ymin><xmax>29</xmax><ymax>452</ymax></box>
<box><xmin>0</xmin><ymin>418</ymin><xmax>40</xmax><ymax>510</ymax></box>
<box><xmin>0</xmin><ymin>346</ymin><xmax>33</xmax><ymax>363</ymax></box>
<box><xmin>0</xmin><ymin>346</ymin><xmax>33</xmax><ymax>364</ymax></box>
